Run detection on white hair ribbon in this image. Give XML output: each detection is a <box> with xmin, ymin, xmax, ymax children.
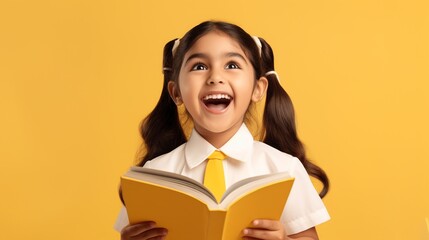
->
<box><xmin>265</xmin><ymin>70</ymin><xmax>281</xmax><ymax>82</ymax></box>
<box><xmin>172</xmin><ymin>39</ymin><xmax>180</xmax><ymax>56</ymax></box>
<box><xmin>252</xmin><ymin>36</ymin><xmax>262</xmax><ymax>57</ymax></box>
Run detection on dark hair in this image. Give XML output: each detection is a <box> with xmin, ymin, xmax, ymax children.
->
<box><xmin>135</xmin><ymin>21</ymin><xmax>329</xmax><ymax>198</ymax></box>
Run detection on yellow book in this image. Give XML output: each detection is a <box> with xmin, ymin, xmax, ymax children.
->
<box><xmin>121</xmin><ymin>167</ymin><xmax>295</xmax><ymax>240</ymax></box>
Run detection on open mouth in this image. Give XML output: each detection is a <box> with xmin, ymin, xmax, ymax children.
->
<box><xmin>202</xmin><ymin>94</ymin><xmax>232</xmax><ymax>112</ymax></box>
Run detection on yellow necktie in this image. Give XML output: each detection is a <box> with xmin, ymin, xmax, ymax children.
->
<box><xmin>203</xmin><ymin>150</ymin><xmax>227</xmax><ymax>203</ymax></box>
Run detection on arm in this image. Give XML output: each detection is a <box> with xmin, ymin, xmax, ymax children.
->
<box><xmin>242</xmin><ymin>219</ymin><xmax>318</xmax><ymax>240</ymax></box>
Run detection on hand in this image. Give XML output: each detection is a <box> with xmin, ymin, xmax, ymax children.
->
<box><xmin>120</xmin><ymin>221</ymin><xmax>168</xmax><ymax>240</ymax></box>
<box><xmin>242</xmin><ymin>219</ymin><xmax>286</xmax><ymax>240</ymax></box>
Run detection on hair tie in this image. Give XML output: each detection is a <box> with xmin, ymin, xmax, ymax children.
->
<box><xmin>252</xmin><ymin>36</ymin><xmax>262</xmax><ymax>57</ymax></box>
<box><xmin>265</xmin><ymin>70</ymin><xmax>280</xmax><ymax>82</ymax></box>
<box><xmin>162</xmin><ymin>67</ymin><xmax>172</xmax><ymax>73</ymax></box>
<box><xmin>172</xmin><ymin>39</ymin><xmax>180</xmax><ymax>56</ymax></box>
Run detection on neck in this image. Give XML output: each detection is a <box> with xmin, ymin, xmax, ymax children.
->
<box><xmin>195</xmin><ymin>123</ymin><xmax>243</xmax><ymax>149</ymax></box>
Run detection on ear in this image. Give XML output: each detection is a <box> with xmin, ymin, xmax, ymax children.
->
<box><xmin>167</xmin><ymin>81</ymin><xmax>183</xmax><ymax>105</ymax></box>
<box><xmin>251</xmin><ymin>76</ymin><xmax>268</xmax><ymax>102</ymax></box>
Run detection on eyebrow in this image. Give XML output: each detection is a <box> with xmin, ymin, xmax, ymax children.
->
<box><xmin>184</xmin><ymin>52</ymin><xmax>248</xmax><ymax>65</ymax></box>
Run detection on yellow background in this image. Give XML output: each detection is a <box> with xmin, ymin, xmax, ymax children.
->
<box><xmin>1</xmin><ymin>0</ymin><xmax>428</xmax><ymax>239</ymax></box>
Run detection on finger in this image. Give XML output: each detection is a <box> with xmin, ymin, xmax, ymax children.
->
<box><xmin>243</xmin><ymin>228</ymin><xmax>276</xmax><ymax>240</ymax></box>
<box><xmin>121</xmin><ymin>221</ymin><xmax>156</xmax><ymax>237</ymax></box>
<box><xmin>131</xmin><ymin>228</ymin><xmax>168</xmax><ymax>240</ymax></box>
<box><xmin>250</xmin><ymin>219</ymin><xmax>283</xmax><ymax>231</ymax></box>
<box><xmin>147</xmin><ymin>236</ymin><xmax>167</xmax><ymax>240</ymax></box>
<box><xmin>242</xmin><ymin>236</ymin><xmax>262</xmax><ymax>240</ymax></box>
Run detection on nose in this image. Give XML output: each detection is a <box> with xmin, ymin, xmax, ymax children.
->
<box><xmin>207</xmin><ymin>69</ymin><xmax>224</xmax><ymax>85</ymax></box>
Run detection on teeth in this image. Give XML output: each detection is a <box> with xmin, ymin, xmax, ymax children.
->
<box><xmin>203</xmin><ymin>94</ymin><xmax>231</xmax><ymax>100</ymax></box>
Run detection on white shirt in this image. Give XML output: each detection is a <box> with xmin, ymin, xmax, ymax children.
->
<box><xmin>114</xmin><ymin>124</ymin><xmax>330</xmax><ymax>235</ymax></box>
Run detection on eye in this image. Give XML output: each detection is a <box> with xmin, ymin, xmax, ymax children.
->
<box><xmin>191</xmin><ymin>63</ymin><xmax>208</xmax><ymax>71</ymax></box>
<box><xmin>226</xmin><ymin>62</ymin><xmax>240</xmax><ymax>69</ymax></box>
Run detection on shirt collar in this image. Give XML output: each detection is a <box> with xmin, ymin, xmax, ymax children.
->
<box><xmin>185</xmin><ymin>123</ymin><xmax>254</xmax><ymax>169</ymax></box>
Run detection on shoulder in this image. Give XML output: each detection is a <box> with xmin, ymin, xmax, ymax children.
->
<box><xmin>251</xmin><ymin>141</ymin><xmax>302</xmax><ymax>174</ymax></box>
<box><xmin>143</xmin><ymin>143</ymin><xmax>186</xmax><ymax>172</ymax></box>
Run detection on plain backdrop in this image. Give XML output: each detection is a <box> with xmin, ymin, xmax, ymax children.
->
<box><xmin>1</xmin><ymin>0</ymin><xmax>428</xmax><ymax>239</ymax></box>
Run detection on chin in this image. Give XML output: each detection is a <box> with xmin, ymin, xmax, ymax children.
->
<box><xmin>205</xmin><ymin>122</ymin><xmax>240</xmax><ymax>134</ymax></box>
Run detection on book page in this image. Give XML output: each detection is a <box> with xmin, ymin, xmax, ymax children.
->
<box><xmin>125</xmin><ymin>167</ymin><xmax>218</xmax><ymax>207</ymax></box>
<box><xmin>220</xmin><ymin>172</ymin><xmax>293</xmax><ymax>207</ymax></box>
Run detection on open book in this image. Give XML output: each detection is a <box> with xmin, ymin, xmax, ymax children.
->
<box><xmin>121</xmin><ymin>167</ymin><xmax>295</xmax><ymax>240</ymax></box>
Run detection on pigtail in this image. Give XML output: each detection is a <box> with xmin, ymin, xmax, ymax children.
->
<box><xmin>258</xmin><ymin>38</ymin><xmax>330</xmax><ymax>198</ymax></box>
<box><xmin>136</xmin><ymin>39</ymin><xmax>187</xmax><ymax>166</ymax></box>
<box><xmin>119</xmin><ymin>40</ymin><xmax>186</xmax><ymax>205</ymax></box>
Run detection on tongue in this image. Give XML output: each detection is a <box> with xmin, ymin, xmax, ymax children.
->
<box><xmin>206</xmin><ymin>103</ymin><xmax>227</xmax><ymax>111</ymax></box>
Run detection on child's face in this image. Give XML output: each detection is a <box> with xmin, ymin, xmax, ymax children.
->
<box><xmin>172</xmin><ymin>31</ymin><xmax>267</xmax><ymax>146</ymax></box>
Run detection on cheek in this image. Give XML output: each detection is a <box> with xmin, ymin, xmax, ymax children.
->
<box><xmin>235</xmin><ymin>79</ymin><xmax>256</xmax><ymax>97</ymax></box>
<box><xmin>178</xmin><ymin>80</ymin><xmax>199</xmax><ymax>104</ymax></box>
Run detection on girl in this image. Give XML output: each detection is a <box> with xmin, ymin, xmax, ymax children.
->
<box><xmin>115</xmin><ymin>20</ymin><xmax>330</xmax><ymax>240</ymax></box>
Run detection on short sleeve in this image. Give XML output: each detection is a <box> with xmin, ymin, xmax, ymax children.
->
<box><xmin>280</xmin><ymin>159</ymin><xmax>330</xmax><ymax>235</ymax></box>
<box><xmin>113</xmin><ymin>206</ymin><xmax>129</xmax><ymax>232</ymax></box>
